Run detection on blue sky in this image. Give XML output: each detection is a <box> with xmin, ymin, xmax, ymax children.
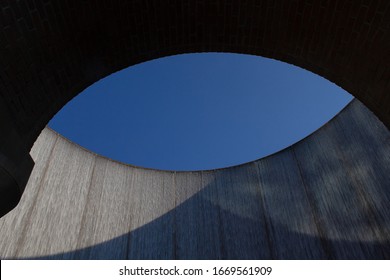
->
<box><xmin>49</xmin><ymin>53</ymin><xmax>352</xmax><ymax>171</ymax></box>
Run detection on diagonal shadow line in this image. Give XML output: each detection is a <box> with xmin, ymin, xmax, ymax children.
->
<box><xmin>23</xmin><ymin>170</ymin><xmax>390</xmax><ymax>260</ymax></box>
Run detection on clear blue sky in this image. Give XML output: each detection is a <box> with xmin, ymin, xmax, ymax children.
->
<box><xmin>48</xmin><ymin>53</ymin><xmax>352</xmax><ymax>171</ymax></box>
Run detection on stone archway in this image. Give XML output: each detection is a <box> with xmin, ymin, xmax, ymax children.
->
<box><xmin>1</xmin><ymin>0</ymin><xmax>389</xmax><ymax>217</ymax></box>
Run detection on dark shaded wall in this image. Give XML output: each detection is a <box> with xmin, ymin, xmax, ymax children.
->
<box><xmin>1</xmin><ymin>0</ymin><xmax>390</xmax><ymax>143</ymax></box>
<box><xmin>1</xmin><ymin>0</ymin><xmax>390</xmax><ymax>217</ymax></box>
<box><xmin>0</xmin><ymin>100</ymin><xmax>388</xmax><ymax>259</ymax></box>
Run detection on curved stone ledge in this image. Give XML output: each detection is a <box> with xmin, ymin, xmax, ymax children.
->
<box><xmin>0</xmin><ymin>0</ymin><xmax>389</xmax><ymax>259</ymax></box>
<box><xmin>0</xmin><ymin>100</ymin><xmax>388</xmax><ymax>259</ymax></box>
<box><xmin>1</xmin><ymin>0</ymin><xmax>390</xmax><ymax>220</ymax></box>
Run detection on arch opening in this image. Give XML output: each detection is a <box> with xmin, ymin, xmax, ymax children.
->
<box><xmin>49</xmin><ymin>53</ymin><xmax>353</xmax><ymax>171</ymax></box>
<box><xmin>0</xmin><ymin>0</ymin><xmax>389</xmax><ymax>256</ymax></box>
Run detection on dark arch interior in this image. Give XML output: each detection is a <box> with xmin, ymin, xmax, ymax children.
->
<box><xmin>1</xmin><ymin>0</ymin><xmax>389</xmax><ymax>150</ymax></box>
<box><xmin>1</xmin><ymin>0</ymin><xmax>389</xmax><ymax>218</ymax></box>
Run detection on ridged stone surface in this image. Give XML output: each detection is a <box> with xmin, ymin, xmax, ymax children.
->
<box><xmin>0</xmin><ymin>99</ymin><xmax>389</xmax><ymax>259</ymax></box>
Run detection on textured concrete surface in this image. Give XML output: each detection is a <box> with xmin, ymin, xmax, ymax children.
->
<box><xmin>0</xmin><ymin>99</ymin><xmax>388</xmax><ymax>259</ymax></box>
<box><xmin>2</xmin><ymin>0</ymin><xmax>390</xmax><ymax>217</ymax></box>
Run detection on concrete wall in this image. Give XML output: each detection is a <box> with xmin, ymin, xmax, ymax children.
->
<box><xmin>0</xmin><ymin>99</ymin><xmax>388</xmax><ymax>259</ymax></box>
<box><xmin>2</xmin><ymin>0</ymin><xmax>390</xmax><ymax>217</ymax></box>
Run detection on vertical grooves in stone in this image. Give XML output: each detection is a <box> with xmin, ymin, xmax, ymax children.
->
<box><xmin>292</xmin><ymin>148</ymin><xmax>333</xmax><ymax>259</ymax></box>
<box><xmin>14</xmin><ymin>134</ymin><xmax>59</xmax><ymax>257</ymax></box>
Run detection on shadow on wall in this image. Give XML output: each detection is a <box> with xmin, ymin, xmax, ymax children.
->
<box><xmin>30</xmin><ymin>168</ymin><xmax>389</xmax><ymax>260</ymax></box>
<box><xmin>33</xmin><ymin>139</ymin><xmax>390</xmax><ymax>260</ymax></box>
<box><xmin>1</xmin><ymin>100</ymin><xmax>389</xmax><ymax>260</ymax></box>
